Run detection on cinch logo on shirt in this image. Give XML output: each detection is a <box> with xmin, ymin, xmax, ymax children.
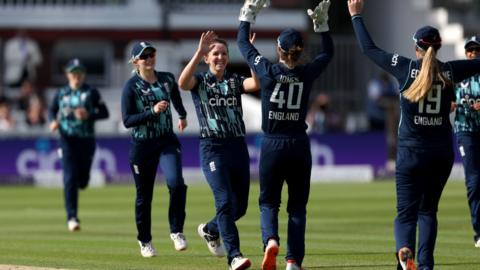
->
<box><xmin>460</xmin><ymin>95</ymin><xmax>480</xmax><ymax>106</ymax></box>
<box><xmin>208</xmin><ymin>95</ymin><xmax>238</xmax><ymax>106</ymax></box>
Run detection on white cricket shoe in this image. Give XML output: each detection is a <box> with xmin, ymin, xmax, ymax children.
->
<box><xmin>67</xmin><ymin>218</ymin><xmax>80</xmax><ymax>232</ymax></box>
<box><xmin>398</xmin><ymin>247</ymin><xmax>416</xmax><ymax>270</ymax></box>
<box><xmin>229</xmin><ymin>256</ymin><xmax>251</xmax><ymax>270</ymax></box>
<box><xmin>170</xmin><ymin>232</ymin><xmax>188</xmax><ymax>251</ymax></box>
<box><xmin>261</xmin><ymin>239</ymin><xmax>279</xmax><ymax>270</ymax></box>
<box><xmin>138</xmin><ymin>241</ymin><xmax>157</xmax><ymax>258</ymax></box>
<box><xmin>286</xmin><ymin>260</ymin><xmax>304</xmax><ymax>270</ymax></box>
<box><xmin>475</xmin><ymin>236</ymin><xmax>480</xmax><ymax>248</ymax></box>
<box><xmin>197</xmin><ymin>223</ymin><xmax>225</xmax><ymax>257</ymax></box>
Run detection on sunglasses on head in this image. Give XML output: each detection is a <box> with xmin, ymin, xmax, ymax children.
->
<box><xmin>139</xmin><ymin>51</ymin><xmax>156</xmax><ymax>60</ymax></box>
<box><xmin>466</xmin><ymin>47</ymin><xmax>480</xmax><ymax>53</ymax></box>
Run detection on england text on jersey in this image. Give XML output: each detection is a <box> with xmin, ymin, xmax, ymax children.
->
<box><xmin>268</xmin><ymin>111</ymin><xmax>300</xmax><ymax>121</ymax></box>
<box><xmin>414</xmin><ymin>115</ymin><xmax>443</xmax><ymax>126</ymax></box>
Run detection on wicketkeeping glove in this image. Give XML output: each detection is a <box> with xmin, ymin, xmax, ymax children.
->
<box><xmin>239</xmin><ymin>0</ymin><xmax>270</xmax><ymax>24</ymax></box>
<box><xmin>307</xmin><ymin>0</ymin><xmax>331</xmax><ymax>32</ymax></box>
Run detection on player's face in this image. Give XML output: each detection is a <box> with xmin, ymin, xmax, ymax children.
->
<box><xmin>465</xmin><ymin>46</ymin><xmax>480</xmax><ymax>60</ymax></box>
<box><xmin>66</xmin><ymin>71</ymin><xmax>85</xmax><ymax>89</ymax></box>
<box><xmin>136</xmin><ymin>49</ymin><xmax>156</xmax><ymax>71</ymax></box>
<box><xmin>206</xmin><ymin>43</ymin><xmax>228</xmax><ymax>73</ymax></box>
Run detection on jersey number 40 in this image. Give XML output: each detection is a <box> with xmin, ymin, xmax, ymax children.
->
<box><xmin>270</xmin><ymin>82</ymin><xmax>304</xmax><ymax>109</ymax></box>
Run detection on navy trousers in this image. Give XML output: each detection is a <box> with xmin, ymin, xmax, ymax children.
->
<box><xmin>200</xmin><ymin>137</ymin><xmax>250</xmax><ymax>263</ymax></box>
<box><xmin>259</xmin><ymin>134</ymin><xmax>311</xmax><ymax>267</ymax></box>
<box><xmin>457</xmin><ymin>133</ymin><xmax>480</xmax><ymax>239</ymax></box>
<box><xmin>60</xmin><ymin>136</ymin><xmax>96</xmax><ymax>220</ymax></box>
<box><xmin>395</xmin><ymin>146</ymin><xmax>453</xmax><ymax>270</ymax></box>
<box><xmin>129</xmin><ymin>134</ymin><xmax>187</xmax><ymax>243</ymax></box>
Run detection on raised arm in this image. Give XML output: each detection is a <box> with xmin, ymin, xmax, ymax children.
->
<box><xmin>237</xmin><ymin>0</ymin><xmax>271</xmax><ymax>78</ymax></box>
<box><xmin>348</xmin><ymin>0</ymin><xmax>411</xmax><ymax>82</ymax></box>
<box><xmin>448</xmin><ymin>59</ymin><xmax>480</xmax><ymax>83</ymax></box>
<box><xmin>178</xmin><ymin>31</ymin><xmax>217</xmax><ymax>91</ymax></box>
<box><xmin>242</xmin><ymin>32</ymin><xmax>261</xmax><ymax>92</ymax></box>
<box><xmin>304</xmin><ymin>0</ymin><xmax>334</xmax><ymax>80</ymax></box>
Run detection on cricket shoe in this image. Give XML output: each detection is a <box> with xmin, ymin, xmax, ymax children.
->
<box><xmin>170</xmin><ymin>232</ymin><xmax>188</xmax><ymax>251</ymax></box>
<box><xmin>262</xmin><ymin>239</ymin><xmax>279</xmax><ymax>270</ymax></box>
<box><xmin>138</xmin><ymin>241</ymin><xmax>157</xmax><ymax>258</ymax></box>
<box><xmin>398</xmin><ymin>247</ymin><xmax>416</xmax><ymax>270</ymax></box>
<box><xmin>197</xmin><ymin>223</ymin><xmax>225</xmax><ymax>257</ymax></box>
<box><xmin>286</xmin><ymin>260</ymin><xmax>304</xmax><ymax>270</ymax></box>
<box><xmin>67</xmin><ymin>218</ymin><xmax>80</xmax><ymax>232</ymax></box>
<box><xmin>475</xmin><ymin>235</ymin><xmax>480</xmax><ymax>248</ymax></box>
<box><xmin>229</xmin><ymin>256</ymin><xmax>251</xmax><ymax>270</ymax></box>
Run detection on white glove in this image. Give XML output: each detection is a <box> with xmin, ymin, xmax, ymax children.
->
<box><xmin>239</xmin><ymin>0</ymin><xmax>270</xmax><ymax>24</ymax></box>
<box><xmin>307</xmin><ymin>0</ymin><xmax>330</xmax><ymax>32</ymax></box>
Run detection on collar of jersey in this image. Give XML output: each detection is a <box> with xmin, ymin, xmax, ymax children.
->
<box><xmin>206</xmin><ymin>69</ymin><xmax>229</xmax><ymax>83</ymax></box>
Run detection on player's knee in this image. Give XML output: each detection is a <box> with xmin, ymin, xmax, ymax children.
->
<box><xmin>167</xmin><ymin>183</ymin><xmax>187</xmax><ymax>194</ymax></box>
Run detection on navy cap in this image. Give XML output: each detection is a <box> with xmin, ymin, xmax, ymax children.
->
<box><xmin>277</xmin><ymin>28</ymin><xmax>303</xmax><ymax>52</ymax></box>
<box><xmin>130</xmin><ymin>41</ymin><xmax>156</xmax><ymax>61</ymax></box>
<box><xmin>65</xmin><ymin>58</ymin><xmax>86</xmax><ymax>73</ymax></box>
<box><xmin>464</xmin><ymin>35</ymin><xmax>480</xmax><ymax>49</ymax></box>
<box><xmin>413</xmin><ymin>26</ymin><xmax>442</xmax><ymax>51</ymax></box>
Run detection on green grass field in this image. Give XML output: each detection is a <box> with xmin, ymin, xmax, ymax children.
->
<box><xmin>0</xmin><ymin>180</ymin><xmax>478</xmax><ymax>270</ymax></box>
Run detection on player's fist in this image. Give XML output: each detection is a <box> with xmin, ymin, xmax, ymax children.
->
<box><xmin>348</xmin><ymin>0</ymin><xmax>364</xmax><ymax>17</ymax></box>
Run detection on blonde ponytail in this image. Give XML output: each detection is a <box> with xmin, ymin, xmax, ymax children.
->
<box><xmin>403</xmin><ymin>47</ymin><xmax>450</xmax><ymax>102</ymax></box>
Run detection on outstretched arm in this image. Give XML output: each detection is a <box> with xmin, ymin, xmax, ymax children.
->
<box><xmin>178</xmin><ymin>31</ymin><xmax>217</xmax><ymax>91</ymax></box>
<box><xmin>348</xmin><ymin>0</ymin><xmax>410</xmax><ymax>82</ymax></box>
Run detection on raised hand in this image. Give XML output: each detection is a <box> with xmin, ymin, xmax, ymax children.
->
<box><xmin>239</xmin><ymin>0</ymin><xmax>270</xmax><ymax>24</ymax></box>
<box><xmin>347</xmin><ymin>0</ymin><xmax>364</xmax><ymax>16</ymax></box>
<box><xmin>198</xmin><ymin>31</ymin><xmax>218</xmax><ymax>57</ymax></box>
<box><xmin>307</xmin><ymin>0</ymin><xmax>330</xmax><ymax>33</ymax></box>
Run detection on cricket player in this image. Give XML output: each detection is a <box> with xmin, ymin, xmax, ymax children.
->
<box><xmin>121</xmin><ymin>42</ymin><xmax>188</xmax><ymax>257</ymax></box>
<box><xmin>348</xmin><ymin>0</ymin><xmax>480</xmax><ymax>269</ymax></box>
<box><xmin>237</xmin><ymin>1</ymin><xmax>333</xmax><ymax>269</ymax></box>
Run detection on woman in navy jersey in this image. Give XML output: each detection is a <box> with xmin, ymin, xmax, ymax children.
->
<box><xmin>178</xmin><ymin>31</ymin><xmax>259</xmax><ymax>270</ymax></box>
<box><xmin>121</xmin><ymin>42</ymin><xmax>188</xmax><ymax>257</ymax></box>
<box><xmin>348</xmin><ymin>0</ymin><xmax>480</xmax><ymax>269</ymax></box>
<box><xmin>237</xmin><ymin>1</ymin><xmax>333</xmax><ymax>270</ymax></box>
<box><xmin>48</xmin><ymin>58</ymin><xmax>109</xmax><ymax>232</ymax></box>
<box><xmin>454</xmin><ymin>36</ymin><xmax>480</xmax><ymax>248</ymax></box>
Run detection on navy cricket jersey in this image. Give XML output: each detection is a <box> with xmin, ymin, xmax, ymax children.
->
<box><xmin>352</xmin><ymin>15</ymin><xmax>480</xmax><ymax>147</ymax></box>
<box><xmin>190</xmin><ymin>70</ymin><xmax>246</xmax><ymax>138</ymax></box>
<box><xmin>49</xmin><ymin>83</ymin><xmax>109</xmax><ymax>138</ymax></box>
<box><xmin>121</xmin><ymin>71</ymin><xmax>187</xmax><ymax>140</ymax></box>
<box><xmin>454</xmin><ymin>74</ymin><xmax>480</xmax><ymax>133</ymax></box>
<box><xmin>237</xmin><ymin>21</ymin><xmax>333</xmax><ymax>136</ymax></box>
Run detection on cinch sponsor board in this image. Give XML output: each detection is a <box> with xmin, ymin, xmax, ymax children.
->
<box><xmin>0</xmin><ymin>132</ymin><xmax>459</xmax><ymax>184</ymax></box>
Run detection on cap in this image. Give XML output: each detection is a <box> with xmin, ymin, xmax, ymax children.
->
<box><xmin>413</xmin><ymin>26</ymin><xmax>442</xmax><ymax>51</ymax></box>
<box><xmin>130</xmin><ymin>41</ymin><xmax>156</xmax><ymax>61</ymax></box>
<box><xmin>464</xmin><ymin>35</ymin><xmax>480</xmax><ymax>49</ymax></box>
<box><xmin>65</xmin><ymin>58</ymin><xmax>86</xmax><ymax>73</ymax></box>
<box><xmin>277</xmin><ymin>28</ymin><xmax>303</xmax><ymax>52</ymax></box>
